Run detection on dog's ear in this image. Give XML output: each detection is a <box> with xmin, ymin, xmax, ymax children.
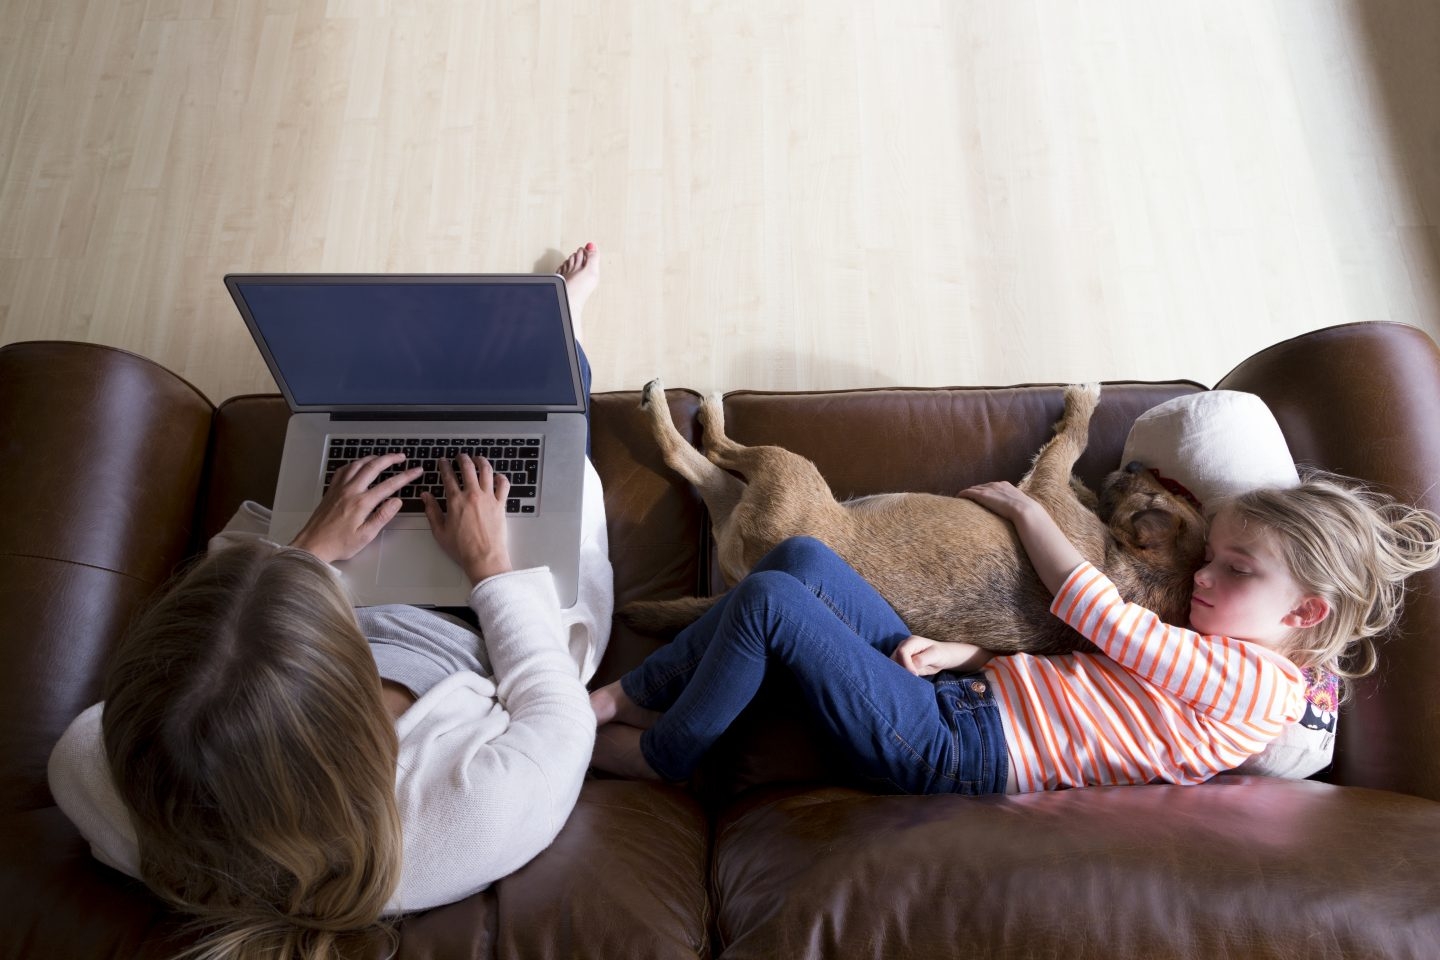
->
<box><xmin>1121</xmin><ymin>506</ymin><xmax>1207</xmax><ymax>573</ymax></box>
<box><xmin>1124</xmin><ymin>508</ymin><xmax>1182</xmax><ymax>551</ymax></box>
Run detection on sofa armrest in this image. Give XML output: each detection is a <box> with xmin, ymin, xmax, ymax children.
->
<box><xmin>1217</xmin><ymin>321</ymin><xmax>1440</xmax><ymax>802</ymax></box>
<box><xmin>0</xmin><ymin>342</ymin><xmax>213</xmax><ymax>812</ymax></box>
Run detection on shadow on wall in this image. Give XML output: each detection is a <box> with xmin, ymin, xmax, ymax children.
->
<box><xmin>1351</xmin><ymin>2</ymin><xmax>1440</xmax><ymax>318</ymax></box>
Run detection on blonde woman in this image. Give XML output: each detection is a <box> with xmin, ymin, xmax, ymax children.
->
<box><xmin>48</xmin><ymin>246</ymin><xmax>611</xmax><ymax>959</ymax></box>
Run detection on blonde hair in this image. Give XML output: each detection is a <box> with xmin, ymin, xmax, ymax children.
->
<box><xmin>1221</xmin><ymin>470</ymin><xmax>1440</xmax><ymax>682</ymax></box>
<box><xmin>102</xmin><ymin>540</ymin><xmax>402</xmax><ymax>960</ymax></box>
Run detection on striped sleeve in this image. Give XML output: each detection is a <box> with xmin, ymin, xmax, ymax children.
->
<box><xmin>1051</xmin><ymin>562</ymin><xmax>1306</xmax><ymax>727</ymax></box>
<box><xmin>981</xmin><ymin>563</ymin><xmax>1308</xmax><ymax>792</ymax></box>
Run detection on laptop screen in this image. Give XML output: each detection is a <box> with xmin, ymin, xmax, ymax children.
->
<box><xmin>226</xmin><ymin>276</ymin><xmax>583</xmax><ymax>412</ymax></box>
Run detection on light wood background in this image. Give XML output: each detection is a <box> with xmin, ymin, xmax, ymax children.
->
<box><xmin>2</xmin><ymin>0</ymin><xmax>1437</xmax><ymax>403</ymax></box>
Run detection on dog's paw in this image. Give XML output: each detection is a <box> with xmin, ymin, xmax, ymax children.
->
<box><xmin>1062</xmin><ymin>382</ymin><xmax>1101</xmax><ymax>418</ymax></box>
<box><xmin>641</xmin><ymin>378</ymin><xmax>665</xmax><ymax>409</ymax></box>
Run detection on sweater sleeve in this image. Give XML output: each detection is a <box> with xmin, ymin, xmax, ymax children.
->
<box><xmin>386</xmin><ymin>568</ymin><xmax>597</xmax><ymax>911</ymax></box>
<box><xmin>560</xmin><ymin>460</ymin><xmax>613</xmax><ymax>684</ymax></box>
<box><xmin>47</xmin><ymin>704</ymin><xmax>143</xmax><ymax>880</ymax></box>
<box><xmin>1051</xmin><ymin>562</ymin><xmax>1306</xmax><ymax>729</ymax></box>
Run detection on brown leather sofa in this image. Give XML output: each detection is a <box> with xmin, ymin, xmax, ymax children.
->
<box><xmin>4</xmin><ymin>321</ymin><xmax>1439</xmax><ymax>959</ymax></box>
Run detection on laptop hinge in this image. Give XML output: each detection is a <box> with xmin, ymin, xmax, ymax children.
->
<box><xmin>330</xmin><ymin>411</ymin><xmax>549</xmax><ymax>422</ymax></box>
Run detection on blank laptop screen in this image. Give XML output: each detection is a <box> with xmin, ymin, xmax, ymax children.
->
<box><xmin>233</xmin><ymin>279</ymin><xmax>579</xmax><ymax>408</ymax></box>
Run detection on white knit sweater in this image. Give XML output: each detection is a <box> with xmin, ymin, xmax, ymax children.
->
<box><xmin>47</xmin><ymin>462</ymin><xmax>611</xmax><ymax>913</ymax></box>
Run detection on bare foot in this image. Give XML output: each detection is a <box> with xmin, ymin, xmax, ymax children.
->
<box><xmin>590</xmin><ymin>680</ymin><xmax>662</xmax><ymax>729</ymax></box>
<box><xmin>555</xmin><ymin>242</ymin><xmax>600</xmax><ymax>341</ymax></box>
<box><xmin>591</xmin><ymin>723</ymin><xmax>661</xmax><ymax>780</ymax></box>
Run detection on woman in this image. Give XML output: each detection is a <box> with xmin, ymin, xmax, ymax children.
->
<box><xmin>48</xmin><ymin>245</ymin><xmax>610</xmax><ymax>959</ymax></box>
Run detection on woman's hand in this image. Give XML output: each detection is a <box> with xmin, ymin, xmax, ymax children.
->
<box><xmin>891</xmin><ymin>635</ymin><xmax>994</xmax><ymax>676</ymax></box>
<box><xmin>290</xmin><ymin>453</ymin><xmax>422</xmax><ymax>563</ymax></box>
<box><xmin>422</xmin><ymin>454</ymin><xmax>514</xmax><ymax>584</ymax></box>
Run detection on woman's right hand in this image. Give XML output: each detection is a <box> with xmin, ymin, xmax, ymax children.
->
<box><xmin>422</xmin><ymin>454</ymin><xmax>514</xmax><ymax>584</ymax></box>
<box><xmin>290</xmin><ymin>453</ymin><xmax>422</xmax><ymax>563</ymax></box>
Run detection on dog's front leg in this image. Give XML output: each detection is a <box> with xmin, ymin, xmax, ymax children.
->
<box><xmin>1019</xmin><ymin>383</ymin><xmax>1100</xmax><ymax>499</ymax></box>
<box><xmin>1019</xmin><ymin>383</ymin><xmax>1110</xmax><ymax>567</ymax></box>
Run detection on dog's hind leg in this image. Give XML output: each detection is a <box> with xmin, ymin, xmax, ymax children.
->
<box><xmin>643</xmin><ymin>379</ymin><xmax>746</xmax><ymax>529</ymax></box>
<box><xmin>700</xmin><ymin>396</ymin><xmax>833</xmax><ymax>504</ymax></box>
<box><xmin>698</xmin><ymin>395</ymin><xmax>849</xmax><ymax>579</ymax></box>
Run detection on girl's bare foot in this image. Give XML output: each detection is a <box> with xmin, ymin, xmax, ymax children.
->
<box><xmin>591</xmin><ymin>723</ymin><xmax>661</xmax><ymax>780</ymax></box>
<box><xmin>556</xmin><ymin>242</ymin><xmax>600</xmax><ymax>341</ymax></box>
<box><xmin>590</xmin><ymin>680</ymin><xmax>662</xmax><ymax>729</ymax></box>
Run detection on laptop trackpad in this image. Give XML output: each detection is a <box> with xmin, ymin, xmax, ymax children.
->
<box><xmin>379</xmin><ymin>530</ymin><xmax>464</xmax><ymax>587</ymax></box>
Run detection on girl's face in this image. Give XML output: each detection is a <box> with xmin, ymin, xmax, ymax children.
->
<box><xmin>1189</xmin><ymin>508</ymin><xmax>1313</xmax><ymax>652</ymax></box>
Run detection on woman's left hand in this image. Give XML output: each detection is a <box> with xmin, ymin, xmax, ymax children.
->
<box><xmin>290</xmin><ymin>453</ymin><xmax>423</xmax><ymax>563</ymax></box>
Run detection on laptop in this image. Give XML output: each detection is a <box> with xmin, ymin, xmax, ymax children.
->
<box><xmin>225</xmin><ymin>274</ymin><xmax>587</xmax><ymax>608</ymax></box>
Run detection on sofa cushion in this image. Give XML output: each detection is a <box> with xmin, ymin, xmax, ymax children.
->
<box><xmin>0</xmin><ymin>807</ymin><xmax>192</xmax><ymax>959</ymax></box>
<box><xmin>197</xmin><ymin>394</ymin><xmax>291</xmax><ymax>544</ymax></box>
<box><xmin>587</xmin><ymin>390</ymin><xmax>706</xmax><ymax>687</ymax></box>
<box><xmin>488</xmin><ymin>780</ymin><xmax>711</xmax><ymax>960</ymax></box>
<box><xmin>711</xmin><ymin>780</ymin><xmax>1440</xmax><ymax>959</ymax></box>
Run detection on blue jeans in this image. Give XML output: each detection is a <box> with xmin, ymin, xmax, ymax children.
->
<box><xmin>620</xmin><ymin>537</ymin><xmax>1009</xmax><ymax>794</ymax></box>
<box><xmin>576</xmin><ymin>343</ymin><xmax>593</xmax><ymax>456</ymax></box>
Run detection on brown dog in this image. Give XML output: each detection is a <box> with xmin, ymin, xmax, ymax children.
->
<box><xmin>627</xmin><ymin>381</ymin><xmax>1207</xmax><ymax>654</ymax></box>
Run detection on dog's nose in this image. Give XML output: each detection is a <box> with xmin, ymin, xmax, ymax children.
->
<box><xmin>1125</xmin><ymin>460</ymin><xmax>1146</xmax><ymax>474</ymax></box>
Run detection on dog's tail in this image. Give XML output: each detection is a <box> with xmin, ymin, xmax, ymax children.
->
<box><xmin>618</xmin><ymin>595</ymin><xmax>723</xmax><ymax>635</ymax></box>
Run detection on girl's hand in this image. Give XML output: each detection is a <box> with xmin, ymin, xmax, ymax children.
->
<box><xmin>957</xmin><ymin>480</ymin><xmax>1038</xmax><ymax>523</ymax></box>
<box><xmin>960</xmin><ymin>480</ymin><xmax>1084</xmax><ymax>596</ymax></box>
<box><xmin>892</xmin><ymin>635</ymin><xmax>993</xmax><ymax>676</ymax></box>
<box><xmin>290</xmin><ymin>453</ymin><xmax>423</xmax><ymax>563</ymax></box>
<box><xmin>422</xmin><ymin>454</ymin><xmax>514</xmax><ymax>584</ymax></box>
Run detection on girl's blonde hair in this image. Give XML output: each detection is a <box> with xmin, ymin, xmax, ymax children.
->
<box><xmin>102</xmin><ymin>540</ymin><xmax>402</xmax><ymax>960</ymax></box>
<box><xmin>1223</xmin><ymin>469</ymin><xmax>1440</xmax><ymax>681</ymax></box>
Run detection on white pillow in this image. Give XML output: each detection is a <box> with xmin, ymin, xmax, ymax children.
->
<box><xmin>1121</xmin><ymin>390</ymin><xmax>1299</xmax><ymax>517</ymax></box>
<box><xmin>1122</xmin><ymin>390</ymin><xmax>1334</xmax><ymax>780</ymax></box>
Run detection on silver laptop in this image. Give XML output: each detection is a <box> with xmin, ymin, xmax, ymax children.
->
<box><xmin>225</xmin><ymin>274</ymin><xmax>587</xmax><ymax>608</ymax></box>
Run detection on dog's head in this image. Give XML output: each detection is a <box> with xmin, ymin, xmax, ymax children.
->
<box><xmin>1097</xmin><ymin>462</ymin><xmax>1208</xmax><ymax>624</ymax></box>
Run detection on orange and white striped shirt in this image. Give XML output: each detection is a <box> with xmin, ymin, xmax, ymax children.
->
<box><xmin>982</xmin><ymin>561</ymin><xmax>1307</xmax><ymax>793</ymax></box>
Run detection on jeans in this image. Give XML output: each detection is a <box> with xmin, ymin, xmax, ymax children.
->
<box><xmin>576</xmin><ymin>343</ymin><xmax>593</xmax><ymax>455</ymax></box>
<box><xmin>620</xmin><ymin>537</ymin><xmax>1009</xmax><ymax>794</ymax></box>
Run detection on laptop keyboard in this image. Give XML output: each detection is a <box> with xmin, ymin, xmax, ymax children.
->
<box><xmin>325</xmin><ymin>436</ymin><xmax>543</xmax><ymax>515</ymax></box>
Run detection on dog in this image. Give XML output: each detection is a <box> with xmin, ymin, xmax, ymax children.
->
<box><xmin>625</xmin><ymin>381</ymin><xmax>1207</xmax><ymax>654</ymax></box>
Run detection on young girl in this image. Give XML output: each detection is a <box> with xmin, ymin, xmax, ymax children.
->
<box><xmin>591</xmin><ymin>470</ymin><xmax>1440</xmax><ymax>794</ymax></box>
<box><xmin>48</xmin><ymin>245</ymin><xmax>611</xmax><ymax>960</ymax></box>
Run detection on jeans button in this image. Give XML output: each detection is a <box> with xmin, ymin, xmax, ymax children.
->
<box><xmin>970</xmin><ymin>680</ymin><xmax>987</xmax><ymax>695</ymax></box>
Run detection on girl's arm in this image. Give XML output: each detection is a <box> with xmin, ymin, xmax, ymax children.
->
<box><xmin>958</xmin><ymin>482</ymin><xmax>1084</xmax><ymax>594</ymax></box>
<box><xmin>892</xmin><ymin>635</ymin><xmax>994</xmax><ymax>676</ymax></box>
